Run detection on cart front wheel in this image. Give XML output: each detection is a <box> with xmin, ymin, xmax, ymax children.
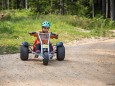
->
<box><xmin>43</xmin><ymin>52</ymin><xmax>49</xmax><ymax>65</ymax></box>
<box><xmin>20</xmin><ymin>45</ymin><xmax>29</xmax><ymax>61</ymax></box>
<box><xmin>57</xmin><ymin>46</ymin><xmax>65</xmax><ymax>61</ymax></box>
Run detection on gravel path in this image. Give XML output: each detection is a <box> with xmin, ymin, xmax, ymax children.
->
<box><xmin>0</xmin><ymin>38</ymin><xmax>115</xmax><ymax>86</ymax></box>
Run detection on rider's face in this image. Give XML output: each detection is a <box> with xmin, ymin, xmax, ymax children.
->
<box><xmin>42</xmin><ymin>27</ymin><xmax>49</xmax><ymax>32</ymax></box>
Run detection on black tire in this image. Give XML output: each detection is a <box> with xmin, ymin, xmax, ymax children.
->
<box><xmin>57</xmin><ymin>46</ymin><xmax>65</xmax><ymax>61</ymax></box>
<box><xmin>43</xmin><ymin>52</ymin><xmax>49</xmax><ymax>65</ymax></box>
<box><xmin>20</xmin><ymin>45</ymin><xmax>29</xmax><ymax>61</ymax></box>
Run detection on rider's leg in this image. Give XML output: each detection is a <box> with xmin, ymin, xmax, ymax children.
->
<box><xmin>50</xmin><ymin>44</ymin><xmax>54</xmax><ymax>54</ymax></box>
<box><xmin>49</xmin><ymin>44</ymin><xmax>53</xmax><ymax>52</ymax></box>
<box><xmin>36</xmin><ymin>44</ymin><xmax>41</xmax><ymax>53</ymax></box>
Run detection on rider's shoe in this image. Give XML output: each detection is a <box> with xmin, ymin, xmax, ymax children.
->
<box><xmin>36</xmin><ymin>50</ymin><xmax>41</xmax><ymax>54</ymax></box>
<box><xmin>50</xmin><ymin>51</ymin><xmax>55</xmax><ymax>54</ymax></box>
<box><xmin>34</xmin><ymin>50</ymin><xmax>40</xmax><ymax>58</ymax></box>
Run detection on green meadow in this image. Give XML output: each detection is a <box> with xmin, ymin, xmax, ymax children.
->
<box><xmin>0</xmin><ymin>10</ymin><xmax>115</xmax><ymax>54</ymax></box>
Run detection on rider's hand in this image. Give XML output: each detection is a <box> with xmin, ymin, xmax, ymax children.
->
<box><xmin>51</xmin><ymin>32</ymin><xmax>58</xmax><ymax>39</ymax></box>
<box><xmin>51</xmin><ymin>32</ymin><xmax>56</xmax><ymax>35</ymax></box>
<box><xmin>29</xmin><ymin>32</ymin><xmax>36</xmax><ymax>35</ymax></box>
<box><xmin>55</xmin><ymin>34</ymin><xmax>58</xmax><ymax>39</ymax></box>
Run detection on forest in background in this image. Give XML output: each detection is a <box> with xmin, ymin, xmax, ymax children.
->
<box><xmin>0</xmin><ymin>0</ymin><xmax>115</xmax><ymax>21</ymax></box>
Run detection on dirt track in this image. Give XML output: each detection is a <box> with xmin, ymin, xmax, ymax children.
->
<box><xmin>0</xmin><ymin>39</ymin><xmax>115</xmax><ymax>86</ymax></box>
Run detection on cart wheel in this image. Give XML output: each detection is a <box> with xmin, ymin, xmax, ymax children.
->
<box><xmin>43</xmin><ymin>52</ymin><xmax>49</xmax><ymax>65</ymax></box>
<box><xmin>57</xmin><ymin>46</ymin><xmax>65</xmax><ymax>61</ymax></box>
<box><xmin>20</xmin><ymin>45</ymin><xmax>29</xmax><ymax>61</ymax></box>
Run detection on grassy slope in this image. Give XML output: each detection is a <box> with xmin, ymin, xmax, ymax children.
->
<box><xmin>0</xmin><ymin>10</ymin><xmax>115</xmax><ymax>54</ymax></box>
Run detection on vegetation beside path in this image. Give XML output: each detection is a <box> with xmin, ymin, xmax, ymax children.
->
<box><xmin>0</xmin><ymin>10</ymin><xmax>115</xmax><ymax>54</ymax></box>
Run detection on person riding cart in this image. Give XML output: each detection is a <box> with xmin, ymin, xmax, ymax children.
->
<box><xmin>29</xmin><ymin>21</ymin><xmax>58</xmax><ymax>54</ymax></box>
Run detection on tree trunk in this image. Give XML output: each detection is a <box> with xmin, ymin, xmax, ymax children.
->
<box><xmin>50</xmin><ymin>0</ymin><xmax>53</xmax><ymax>14</ymax></box>
<box><xmin>106</xmin><ymin>0</ymin><xmax>111</xmax><ymax>18</ymax></box>
<box><xmin>102</xmin><ymin>0</ymin><xmax>106</xmax><ymax>17</ymax></box>
<box><xmin>2</xmin><ymin>0</ymin><xmax>3</xmax><ymax>10</ymax></box>
<box><xmin>25</xmin><ymin>0</ymin><xmax>28</xmax><ymax>9</ymax></box>
<box><xmin>7</xmin><ymin>0</ymin><xmax>9</xmax><ymax>10</ymax></box>
<box><xmin>110</xmin><ymin>0</ymin><xmax>115</xmax><ymax>20</ymax></box>
<box><xmin>22</xmin><ymin>0</ymin><xmax>25</xmax><ymax>8</ymax></box>
<box><xmin>17</xmin><ymin>0</ymin><xmax>20</xmax><ymax>9</ymax></box>
<box><xmin>2</xmin><ymin>0</ymin><xmax>7</xmax><ymax>10</ymax></box>
<box><xmin>60</xmin><ymin>0</ymin><xmax>64</xmax><ymax>15</ymax></box>
<box><xmin>92</xmin><ymin>0</ymin><xmax>95</xmax><ymax>17</ymax></box>
<box><xmin>106</xmin><ymin>0</ymin><xmax>109</xmax><ymax>18</ymax></box>
<box><xmin>98</xmin><ymin>0</ymin><xmax>102</xmax><ymax>11</ymax></box>
<box><xmin>4</xmin><ymin>0</ymin><xmax>7</xmax><ymax>9</ymax></box>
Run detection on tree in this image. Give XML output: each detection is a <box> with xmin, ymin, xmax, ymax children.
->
<box><xmin>16</xmin><ymin>0</ymin><xmax>20</xmax><ymax>9</ymax></box>
<box><xmin>2</xmin><ymin>0</ymin><xmax>7</xmax><ymax>10</ymax></box>
<box><xmin>102</xmin><ymin>0</ymin><xmax>106</xmax><ymax>17</ymax></box>
<box><xmin>2</xmin><ymin>0</ymin><xmax>3</xmax><ymax>10</ymax></box>
<box><xmin>92</xmin><ymin>0</ymin><xmax>95</xmax><ymax>17</ymax></box>
<box><xmin>106</xmin><ymin>0</ymin><xmax>110</xmax><ymax>18</ymax></box>
<box><xmin>25</xmin><ymin>0</ymin><xmax>28</xmax><ymax>9</ymax></box>
<box><xmin>110</xmin><ymin>0</ymin><xmax>115</xmax><ymax>20</ymax></box>
<box><xmin>7</xmin><ymin>0</ymin><xmax>9</xmax><ymax>10</ymax></box>
<box><xmin>60</xmin><ymin>0</ymin><xmax>64</xmax><ymax>15</ymax></box>
<box><xmin>0</xmin><ymin>0</ymin><xmax>115</xmax><ymax>21</ymax></box>
<box><xmin>106</xmin><ymin>0</ymin><xmax>109</xmax><ymax>18</ymax></box>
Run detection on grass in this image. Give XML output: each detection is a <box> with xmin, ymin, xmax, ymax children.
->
<box><xmin>0</xmin><ymin>10</ymin><xmax>115</xmax><ymax>54</ymax></box>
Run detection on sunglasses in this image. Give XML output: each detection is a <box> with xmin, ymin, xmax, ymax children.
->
<box><xmin>42</xmin><ymin>27</ymin><xmax>49</xmax><ymax>29</ymax></box>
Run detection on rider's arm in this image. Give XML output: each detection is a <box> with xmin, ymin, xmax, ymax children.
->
<box><xmin>29</xmin><ymin>32</ymin><xmax>38</xmax><ymax>37</ymax></box>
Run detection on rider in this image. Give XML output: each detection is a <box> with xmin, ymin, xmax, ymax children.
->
<box><xmin>29</xmin><ymin>21</ymin><xmax>58</xmax><ymax>54</ymax></box>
